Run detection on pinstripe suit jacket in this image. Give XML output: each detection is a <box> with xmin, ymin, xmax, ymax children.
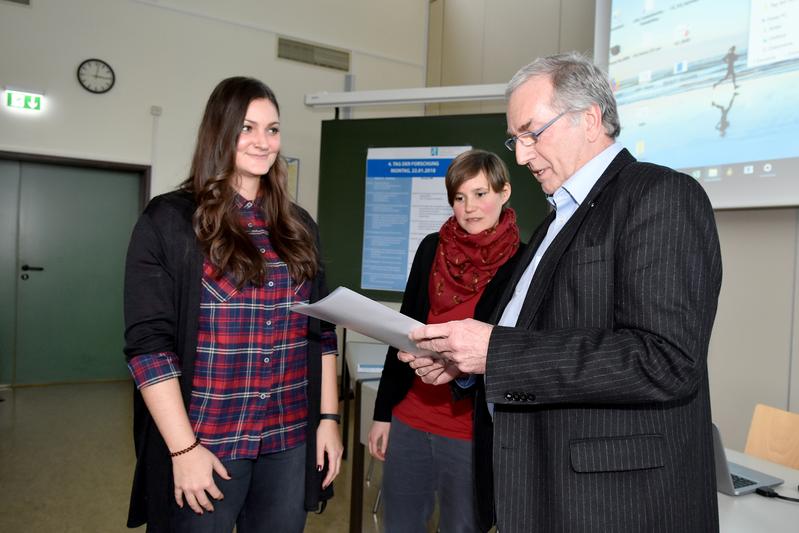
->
<box><xmin>485</xmin><ymin>149</ymin><xmax>721</xmax><ymax>532</ymax></box>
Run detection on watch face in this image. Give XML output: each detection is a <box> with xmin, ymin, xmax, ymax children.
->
<box><xmin>77</xmin><ymin>59</ymin><xmax>115</xmax><ymax>94</ymax></box>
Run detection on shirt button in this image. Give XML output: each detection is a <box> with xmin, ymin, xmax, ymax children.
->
<box><xmin>263</xmin><ymin>357</ymin><xmax>270</xmax><ymax>363</ymax></box>
<box><xmin>260</xmin><ymin>248</ymin><xmax>266</xmax><ymax>253</ymax></box>
<box><xmin>247</xmin><ymin>222</ymin><xmax>253</xmax><ymax>228</ymax></box>
<box><xmin>245</xmin><ymin>202</ymin><xmax>252</xmax><ymax>208</ymax></box>
<box><xmin>259</xmin><ymin>393</ymin><xmax>266</xmax><ymax>399</ymax></box>
<box><xmin>266</xmin><ymin>320</ymin><xmax>272</xmax><ymax>326</ymax></box>
<box><xmin>267</xmin><ymin>281</ymin><xmax>274</xmax><ymax>287</ymax></box>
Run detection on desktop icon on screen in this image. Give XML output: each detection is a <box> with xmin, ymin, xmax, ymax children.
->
<box><xmin>673</xmin><ymin>61</ymin><xmax>688</xmax><ymax>74</ymax></box>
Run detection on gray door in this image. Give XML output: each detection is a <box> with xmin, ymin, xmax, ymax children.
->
<box><xmin>0</xmin><ymin>160</ymin><xmax>20</xmax><ymax>384</ymax></box>
<box><xmin>1</xmin><ymin>160</ymin><xmax>142</xmax><ymax>385</ymax></box>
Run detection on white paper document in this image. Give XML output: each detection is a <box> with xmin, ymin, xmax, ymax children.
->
<box><xmin>290</xmin><ymin>287</ymin><xmax>438</xmax><ymax>357</ymax></box>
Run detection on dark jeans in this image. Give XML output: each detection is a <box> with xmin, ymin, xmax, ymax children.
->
<box><xmin>382</xmin><ymin>418</ymin><xmax>480</xmax><ymax>533</ymax></box>
<box><xmin>172</xmin><ymin>444</ymin><xmax>307</xmax><ymax>533</ymax></box>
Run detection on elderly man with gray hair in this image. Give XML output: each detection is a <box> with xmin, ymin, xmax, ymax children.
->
<box><xmin>402</xmin><ymin>52</ymin><xmax>721</xmax><ymax>532</ymax></box>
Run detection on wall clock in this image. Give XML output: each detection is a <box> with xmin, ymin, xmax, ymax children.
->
<box><xmin>76</xmin><ymin>58</ymin><xmax>115</xmax><ymax>94</ymax></box>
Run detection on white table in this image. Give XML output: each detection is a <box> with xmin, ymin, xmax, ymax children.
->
<box><xmin>344</xmin><ymin>341</ymin><xmax>386</xmax><ymax>382</ymax></box>
<box><xmin>358</xmin><ymin>380</ymin><xmax>379</xmax><ymax>446</ymax></box>
<box><xmin>340</xmin><ymin>339</ymin><xmax>386</xmax><ymax>460</ymax></box>
<box><xmin>349</xmin><ymin>378</ymin><xmax>381</xmax><ymax>533</ymax></box>
<box><xmin>719</xmin><ymin>449</ymin><xmax>799</xmax><ymax>532</ymax></box>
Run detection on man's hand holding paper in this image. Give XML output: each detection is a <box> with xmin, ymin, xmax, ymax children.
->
<box><xmin>290</xmin><ymin>287</ymin><xmax>494</xmax><ymax>382</ymax></box>
<box><xmin>403</xmin><ymin>318</ymin><xmax>494</xmax><ymax>379</ymax></box>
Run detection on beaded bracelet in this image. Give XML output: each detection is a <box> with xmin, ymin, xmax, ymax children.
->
<box><xmin>170</xmin><ymin>438</ymin><xmax>201</xmax><ymax>457</ymax></box>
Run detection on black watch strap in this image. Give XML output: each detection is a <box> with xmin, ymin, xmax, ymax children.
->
<box><xmin>319</xmin><ymin>413</ymin><xmax>341</xmax><ymax>424</ymax></box>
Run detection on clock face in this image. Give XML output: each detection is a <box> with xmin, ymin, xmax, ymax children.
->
<box><xmin>77</xmin><ymin>59</ymin><xmax>115</xmax><ymax>94</ymax></box>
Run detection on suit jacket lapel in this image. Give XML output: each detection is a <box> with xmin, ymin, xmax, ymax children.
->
<box><xmin>516</xmin><ymin>149</ymin><xmax>636</xmax><ymax>328</ymax></box>
<box><xmin>488</xmin><ymin>210</ymin><xmax>555</xmax><ymax>324</ymax></box>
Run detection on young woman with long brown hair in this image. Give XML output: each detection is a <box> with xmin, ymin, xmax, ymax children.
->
<box><xmin>124</xmin><ymin>76</ymin><xmax>342</xmax><ymax>533</ymax></box>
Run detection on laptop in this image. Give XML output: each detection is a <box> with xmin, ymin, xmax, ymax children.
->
<box><xmin>712</xmin><ymin>423</ymin><xmax>784</xmax><ymax>495</ymax></box>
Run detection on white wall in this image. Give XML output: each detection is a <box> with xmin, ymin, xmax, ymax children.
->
<box><xmin>426</xmin><ymin>0</ymin><xmax>595</xmax><ymax>115</ymax></box>
<box><xmin>426</xmin><ymin>0</ymin><xmax>799</xmax><ymax>450</ymax></box>
<box><xmin>708</xmin><ymin>209</ymin><xmax>799</xmax><ymax>447</ymax></box>
<box><xmin>0</xmin><ymin>0</ymin><xmax>428</xmax><ymax>216</ymax></box>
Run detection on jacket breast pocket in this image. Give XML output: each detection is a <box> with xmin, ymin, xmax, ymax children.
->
<box><xmin>569</xmin><ymin>434</ymin><xmax>665</xmax><ymax>473</ymax></box>
<box><xmin>562</xmin><ymin>244</ymin><xmax>604</xmax><ymax>265</ymax></box>
<box><xmin>549</xmin><ymin>245</ymin><xmax>612</xmax><ymax>327</ymax></box>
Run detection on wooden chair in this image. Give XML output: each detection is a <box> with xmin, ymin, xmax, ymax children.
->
<box><xmin>744</xmin><ymin>403</ymin><xmax>799</xmax><ymax>470</ymax></box>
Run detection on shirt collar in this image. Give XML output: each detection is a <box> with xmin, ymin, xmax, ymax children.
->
<box><xmin>555</xmin><ymin>142</ymin><xmax>624</xmax><ymax>207</ymax></box>
<box><xmin>234</xmin><ymin>194</ymin><xmax>261</xmax><ymax>210</ymax></box>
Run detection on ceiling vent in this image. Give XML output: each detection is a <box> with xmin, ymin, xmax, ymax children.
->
<box><xmin>278</xmin><ymin>37</ymin><xmax>350</xmax><ymax>72</ymax></box>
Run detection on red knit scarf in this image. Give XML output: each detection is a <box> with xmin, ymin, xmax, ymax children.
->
<box><xmin>429</xmin><ymin>208</ymin><xmax>520</xmax><ymax>315</ymax></box>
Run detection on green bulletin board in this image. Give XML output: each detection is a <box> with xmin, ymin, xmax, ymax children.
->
<box><xmin>317</xmin><ymin>113</ymin><xmax>550</xmax><ymax>302</ymax></box>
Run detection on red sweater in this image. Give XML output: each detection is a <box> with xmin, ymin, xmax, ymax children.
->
<box><xmin>391</xmin><ymin>293</ymin><xmax>482</xmax><ymax>440</ymax></box>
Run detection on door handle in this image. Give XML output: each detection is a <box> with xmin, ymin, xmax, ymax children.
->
<box><xmin>21</xmin><ymin>264</ymin><xmax>44</xmax><ymax>272</ymax></box>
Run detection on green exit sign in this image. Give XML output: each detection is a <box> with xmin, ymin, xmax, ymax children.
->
<box><xmin>5</xmin><ymin>90</ymin><xmax>43</xmax><ymax>111</ymax></box>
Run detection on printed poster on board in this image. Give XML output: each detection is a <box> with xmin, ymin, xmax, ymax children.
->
<box><xmin>361</xmin><ymin>146</ymin><xmax>471</xmax><ymax>291</ymax></box>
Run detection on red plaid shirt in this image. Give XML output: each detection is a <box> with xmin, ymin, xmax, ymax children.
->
<box><xmin>128</xmin><ymin>195</ymin><xmax>337</xmax><ymax>460</ymax></box>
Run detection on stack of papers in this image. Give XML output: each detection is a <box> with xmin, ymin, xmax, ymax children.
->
<box><xmin>291</xmin><ymin>287</ymin><xmax>439</xmax><ymax>358</ymax></box>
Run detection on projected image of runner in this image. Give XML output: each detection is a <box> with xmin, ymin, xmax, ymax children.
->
<box><xmin>605</xmin><ymin>0</ymin><xmax>799</xmax><ymax>208</ymax></box>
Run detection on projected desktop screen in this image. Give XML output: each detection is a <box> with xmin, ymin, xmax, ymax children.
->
<box><xmin>603</xmin><ymin>0</ymin><xmax>799</xmax><ymax>208</ymax></box>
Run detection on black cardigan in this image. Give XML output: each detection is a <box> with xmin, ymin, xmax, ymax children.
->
<box><xmin>123</xmin><ymin>190</ymin><xmax>334</xmax><ymax>531</ymax></box>
<box><xmin>372</xmin><ymin>231</ymin><xmax>522</xmax><ymax>532</ymax></box>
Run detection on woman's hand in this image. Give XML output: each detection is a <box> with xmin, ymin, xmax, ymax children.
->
<box><xmin>317</xmin><ymin>419</ymin><xmax>343</xmax><ymax>489</ymax></box>
<box><xmin>368</xmin><ymin>421</ymin><xmax>391</xmax><ymax>461</ymax></box>
<box><xmin>171</xmin><ymin>444</ymin><xmax>230</xmax><ymax>514</ymax></box>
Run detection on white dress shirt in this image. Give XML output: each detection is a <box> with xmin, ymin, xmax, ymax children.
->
<box><xmin>498</xmin><ymin>142</ymin><xmax>623</xmax><ymax>327</ymax></box>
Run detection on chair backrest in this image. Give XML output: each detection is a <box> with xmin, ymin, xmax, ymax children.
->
<box><xmin>744</xmin><ymin>403</ymin><xmax>799</xmax><ymax>469</ymax></box>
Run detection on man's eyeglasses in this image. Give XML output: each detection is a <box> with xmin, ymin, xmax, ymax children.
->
<box><xmin>504</xmin><ymin>111</ymin><xmax>567</xmax><ymax>151</ymax></box>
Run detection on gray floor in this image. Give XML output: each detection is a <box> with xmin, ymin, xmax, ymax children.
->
<box><xmin>0</xmin><ymin>381</ymin><xmax>388</xmax><ymax>533</ymax></box>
